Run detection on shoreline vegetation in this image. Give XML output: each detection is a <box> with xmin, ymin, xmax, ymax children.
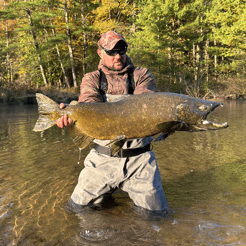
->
<box><xmin>0</xmin><ymin>85</ymin><xmax>80</xmax><ymax>105</ymax></box>
<box><xmin>1</xmin><ymin>81</ymin><xmax>245</xmax><ymax>106</ymax></box>
<box><xmin>1</xmin><ymin>1</ymin><xmax>246</xmax><ymax>104</ymax></box>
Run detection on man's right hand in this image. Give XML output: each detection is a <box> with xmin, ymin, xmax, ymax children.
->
<box><xmin>56</xmin><ymin>103</ymin><xmax>73</xmax><ymax>128</ymax></box>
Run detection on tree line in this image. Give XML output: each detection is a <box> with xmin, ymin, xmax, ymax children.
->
<box><xmin>1</xmin><ymin>0</ymin><xmax>246</xmax><ymax>98</ymax></box>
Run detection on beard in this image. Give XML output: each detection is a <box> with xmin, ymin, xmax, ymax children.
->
<box><xmin>104</xmin><ymin>56</ymin><xmax>126</xmax><ymax>71</ymax></box>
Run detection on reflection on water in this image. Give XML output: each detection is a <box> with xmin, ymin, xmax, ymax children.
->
<box><xmin>0</xmin><ymin>101</ymin><xmax>246</xmax><ymax>245</ymax></box>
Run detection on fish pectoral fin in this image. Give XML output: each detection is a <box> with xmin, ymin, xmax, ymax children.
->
<box><xmin>106</xmin><ymin>135</ymin><xmax>126</xmax><ymax>145</ymax></box>
<box><xmin>152</xmin><ymin>133</ymin><xmax>169</xmax><ymax>143</ymax></box>
<box><xmin>156</xmin><ymin>121</ymin><xmax>182</xmax><ymax>134</ymax></box>
<box><xmin>68</xmin><ymin>125</ymin><xmax>93</xmax><ymax>149</ymax></box>
<box><xmin>106</xmin><ymin>135</ymin><xmax>126</xmax><ymax>156</ymax></box>
<box><xmin>111</xmin><ymin>140</ymin><xmax>126</xmax><ymax>156</ymax></box>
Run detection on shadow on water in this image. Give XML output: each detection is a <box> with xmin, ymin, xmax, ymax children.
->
<box><xmin>0</xmin><ymin>100</ymin><xmax>246</xmax><ymax>245</ymax></box>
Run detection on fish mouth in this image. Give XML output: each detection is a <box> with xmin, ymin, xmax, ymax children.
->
<box><xmin>177</xmin><ymin>100</ymin><xmax>229</xmax><ymax>131</ymax></box>
<box><xmin>194</xmin><ymin>103</ymin><xmax>229</xmax><ymax>130</ymax></box>
<box><xmin>200</xmin><ymin>119</ymin><xmax>229</xmax><ymax>129</ymax></box>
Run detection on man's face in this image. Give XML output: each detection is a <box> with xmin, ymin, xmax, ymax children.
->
<box><xmin>97</xmin><ymin>43</ymin><xmax>127</xmax><ymax>71</ymax></box>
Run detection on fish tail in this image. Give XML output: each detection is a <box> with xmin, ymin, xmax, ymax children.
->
<box><xmin>33</xmin><ymin>93</ymin><xmax>61</xmax><ymax>132</ymax></box>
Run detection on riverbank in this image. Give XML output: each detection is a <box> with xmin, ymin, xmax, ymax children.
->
<box><xmin>0</xmin><ymin>85</ymin><xmax>80</xmax><ymax>105</ymax></box>
<box><xmin>0</xmin><ymin>84</ymin><xmax>245</xmax><ymax>105</ymax></box>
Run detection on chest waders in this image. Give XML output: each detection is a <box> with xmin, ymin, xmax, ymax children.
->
<box><xmin>69</xmin><ymin>69</ymin><xmax>168</xmax><ymax>212</ymax></box>
<box><xmin>94</xmin><ymin>69</ymin><xmax>151</xmax><ymax>157</ymax></box>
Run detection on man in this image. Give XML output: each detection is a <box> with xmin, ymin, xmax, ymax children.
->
<box><xmin>57</xmin><ymin>31</ymin><xmax>168</xmax><ymax>212</ymax></box>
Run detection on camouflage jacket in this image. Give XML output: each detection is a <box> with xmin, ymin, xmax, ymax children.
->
<box><xmin>78</xmin><ymin>56</ymin><xmax>158</xmax><ymax>103</ymax></box>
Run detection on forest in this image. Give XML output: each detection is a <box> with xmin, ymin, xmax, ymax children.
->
<box><xmin>0</xmin><ymin>0</ymin><xmax>246</xmax><ymax>99</ymax></box>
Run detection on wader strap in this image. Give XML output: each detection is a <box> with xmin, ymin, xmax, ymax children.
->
<box><xmin>127</xmin><ymin>70</ymin><xmax>135</xmax><ymax>94</ymax></box>
<box><xmin>99</xmin><ymin>69</ymin><xmax>135</xmax><ymax>95</ymax></box>
<box><xmin>94</xmin><ymin>144</ymin><xmax>151</xmax><ymax>158</ymax></box>
<box><xmin>99</xmin><ymin>69</ymin><xmax>108</xmax><ymax>96</ymax></box>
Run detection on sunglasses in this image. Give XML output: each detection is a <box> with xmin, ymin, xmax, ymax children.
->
<box><xmin>100</xmin><ymin>45</ymin><xmax>127</xmax><ymax>56</ymax></box>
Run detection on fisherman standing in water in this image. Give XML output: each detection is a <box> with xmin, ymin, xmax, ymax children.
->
<box><xmin>57</xmin><ymin>31</ymin><xmax>168</xmax><ymax>212</ymax></box>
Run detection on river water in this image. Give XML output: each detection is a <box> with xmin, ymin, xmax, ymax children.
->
<box><xmin>0</xmin><ymin>100</ymin><xmax>245</xmax><ymax>245</ymax></box>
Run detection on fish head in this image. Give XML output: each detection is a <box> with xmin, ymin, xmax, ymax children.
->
<box><xmin>176</xmin><ymin>98</ymin><xmax>229</xmax><ymax>131</ymax></box>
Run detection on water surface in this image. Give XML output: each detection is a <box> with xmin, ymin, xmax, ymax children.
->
<box><xmin>0</xmin><ymin>100</ymin><xmax>245</xmax><ymax>245</ymax></box>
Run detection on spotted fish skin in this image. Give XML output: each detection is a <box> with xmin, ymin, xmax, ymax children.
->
<box><xmin>33</xmin><ymin>92</ymin><xmax>228</xmax><ymax>150</ymax></box>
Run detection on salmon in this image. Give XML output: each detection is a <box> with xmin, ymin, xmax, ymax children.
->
<box><xmin>33</xmin><ymin>93</ymin><xmax>228</xmax><ymax>154</ymax></box>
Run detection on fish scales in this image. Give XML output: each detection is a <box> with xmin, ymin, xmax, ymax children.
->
<box><xmin>64</xmin><ymin>93</ymin><xmax>178</xmax><ymax>139</ymax></box>
<box><xmin>33</xmin><ymin>92</ymin><xmax>228</xmax><ymax>152</ymax></box>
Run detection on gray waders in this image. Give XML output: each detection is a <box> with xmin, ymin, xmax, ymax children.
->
<box><xmin>70</xmin><ymin>138</ymin><xmax>168</xmax><ymax>211</ymax></box>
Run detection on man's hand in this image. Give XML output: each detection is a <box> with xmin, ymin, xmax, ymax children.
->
<box><xmin>56</xmin><ymin>103</ymin><xmax>73</xmax><ymax>128</ymax></box>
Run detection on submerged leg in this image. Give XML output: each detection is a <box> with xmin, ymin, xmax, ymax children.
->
<box><xmin>70</xmin><ymin>149</ymin><xmax>124</xmax><ymax>206</ymax></box>
<box><xmin>121</xmin><ymin>151</ymin><xmax>168</xmax><ymax>212</ymax></box>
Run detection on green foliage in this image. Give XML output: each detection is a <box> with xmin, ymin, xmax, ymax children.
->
<box><xmin>0</xmin><ymin>0</ymin><xmax>245</xmax><ymax>96</ymax></box>
<box><xmin>206</xmin><ymin>0</ymin><xmax>246</xmax><ymax>49</ymax></box>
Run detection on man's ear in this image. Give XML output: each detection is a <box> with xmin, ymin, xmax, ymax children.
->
<box><xmin>97</xmin><ymin>49</ymin><xmax>102</xmax><ymax>58</ymax></box>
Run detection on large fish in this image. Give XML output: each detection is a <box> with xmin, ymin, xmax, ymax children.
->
<box><xmin>33</xmin><ymin>92</ymin><xmax>228</xmax><ymax>154</ymax></box>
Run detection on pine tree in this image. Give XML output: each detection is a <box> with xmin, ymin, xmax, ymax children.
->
<box><xmin>206</xmin><ymin>0</ymin><xmax>246</xmax><ymax>78</ymax></box>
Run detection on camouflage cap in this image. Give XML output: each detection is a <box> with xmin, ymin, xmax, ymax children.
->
<box><xmin>98</xmin><ymin>31</ymin><xmax>127</xmax><ymax>50</ymax></box>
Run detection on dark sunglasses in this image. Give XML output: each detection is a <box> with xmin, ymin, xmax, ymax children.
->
<box><xmin>100</xmin><ymin>45</ymin><xmax>127</xmax><ymax>56</ymax></box>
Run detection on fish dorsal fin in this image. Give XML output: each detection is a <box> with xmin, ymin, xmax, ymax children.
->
<box><xmin>68</xmin><ymin>125</ymin><xmax>94</xmax><ymax>149</ymax></box>
<box><xmin>156</xmin><ymin>121</ymin><xmax>182</xmax><ymax>134</ymax></box>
